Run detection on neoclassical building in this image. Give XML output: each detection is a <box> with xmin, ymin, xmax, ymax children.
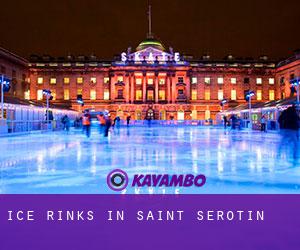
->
<box><xmin>1</xmin><ymin>37</ymin><xmax>300</xmax><ymax>121</ymax></box>
<box><xmin>26</xmin><ymin>35</ymin><xmax>282</xmax><ymax>121</ymax></box>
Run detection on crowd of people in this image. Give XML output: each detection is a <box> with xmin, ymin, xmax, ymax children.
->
<box><xmin>79</xmin><ymin>110</ymin><xmax>128</xmax><ymax>138</ymax></box>
<box><xmin>61</xmin><ymin>106</ymin><xmax>300</xmax><ymax>143</ymax></box>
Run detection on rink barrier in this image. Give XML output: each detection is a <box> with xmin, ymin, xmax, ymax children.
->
<box><xmin>122</xmin><ymin>120</ymin><xmax>216</xmax><ymax>126</ymax></box>
<box><xmin>3</xmin><ymin>120</ymin><xmax>73</xmax><ymax>134</ymax></box>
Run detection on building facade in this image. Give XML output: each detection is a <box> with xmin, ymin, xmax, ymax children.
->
<box><xmin>1</xmin><ymin>38</ymin><xmax>300</xmax><ymax>121</ymax></box>
<box><xmin>0</xmin><ymin>48</ymin><xmax>30</xmax><ymax>99</ymax></box>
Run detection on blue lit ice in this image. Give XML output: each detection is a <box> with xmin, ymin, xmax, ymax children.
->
<box><xmin>0</xmin><ymin>125</ymin><xmax>299</xmax><ymax>194</ymax></box>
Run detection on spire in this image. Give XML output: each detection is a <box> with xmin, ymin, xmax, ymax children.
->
<box><xmin>147</xmin><ymin>0</ymin><xmax>153</xmax><ymax>38</ymax></box>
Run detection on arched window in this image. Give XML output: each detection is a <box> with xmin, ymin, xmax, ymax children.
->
<box><xmin>205</xmin><ymin>110</ymin><xmax>210</xmax><ymax>120</ymax></box>
<box><xmin>116</xmin><ymin>109</ymin><xmax>123</xmax><ymax>119</ymax></box>
<box><xmin>191</xmin><ymin>110</ymin><xmax>197</xmax><ymax>120</ymax></box>
<box><xmin>177</xmin><ymin>110</ymin><xmax>184</xmax><ymax>120</ymax></box>
<box><xmin>159</xmin><ymin>110</ymin><xmax>166</xmax><ymax>120</ymax></box>
<box><xmin>135</xmin><ymin>110</ymin><xmax>142</xmax><ymax>120</ymax></box>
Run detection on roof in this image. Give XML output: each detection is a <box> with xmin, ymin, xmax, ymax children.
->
<box><xmin>136</xmin><ymin>37</ymin><xmax>166</xmax><ymax>51</ymax></box>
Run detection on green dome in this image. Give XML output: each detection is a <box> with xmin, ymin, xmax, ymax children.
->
<box><xmin>136</xmin><ymin>38</ymin><xmax>165</xmax><ymax>51</ymax></box>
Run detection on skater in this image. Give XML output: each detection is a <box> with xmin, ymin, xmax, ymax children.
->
<box><xmin>126</xmin><ymin>115</ymin><xmax>131</xmax><ymax>127</ymax></box>
<box><xmin>97</xmin><ymin>113</ymin><xmax>106</xmax><ymax>134</ymax></box>
<box><xmin>104</xmin><ymin>114</ymin><xmax>112</xmax><ymax>137</ymax></box>
<box><xmin>223</xmin><ymin>116</ymin><xmax>228</xmax><ymax>129</ymax></box>
<box><xmin>230</xmin><ymin>114</ymin><xmax>237</xmax><ymax>130</ymax></box>
<box><xmin>114</xmin><ymin>116</ymin><xmax>121</xmax><ymax>129</ymax></box>
<box><xmin>82</xmin><ymin>110</ymin><xmax>91</xmax><ymax>138</ymax></box>
<box><xmin>278</xmin><ymin>105</ymin><xmax>300</xmax><ymax>158</ymax></box>
<box><xmin>61</xmin><ymin>115</ymin><xmax>70</xmax><ymax>132</ymax></box>
<box><xmin>260</xmin><ymin>115</ymin><xmax>266</xmax><ymax>132</ymax></box>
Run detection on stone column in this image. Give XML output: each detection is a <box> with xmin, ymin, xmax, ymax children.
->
<box><xmin>186</xmin><ymin>75</ymin><xmax>191</xmax><ymax>102</ymax></box>
<box><xmin>130</xmin><ymin>74</ymin><xmax>134</xmax><ymax>103</ymax></box>
<box><xmin>167</xmin><ymin>75</ymin><xmax>171</xmax><ymax>103</ymax></box>
<box><xmin>125</xmin><ymin>74</ymin><xmax>129</xmax><ymax>103</ymax></box>
<box><xmin>110</xmin><ymin>74</ymin><xmax>115</xmax><ymax>102</ymax></box>
<box><xmin>155</xmin><ymin>73</ymin><xmax>159</xmax><ymax>103</ymax></box>
<box><xmin>172</xmin><ymin>76</ymin><xmax>176</xmax><ymax>103</ymax></box>
<box><xmin>143</xmin><ymin>73</ymin><xmax>147</xmax><ymax>102</ymax></box>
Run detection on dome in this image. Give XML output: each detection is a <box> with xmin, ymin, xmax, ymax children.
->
<box><xmin>136</xmin><ymin>37</ymin><xmax>166</xmax><ymax>51</ymax></box>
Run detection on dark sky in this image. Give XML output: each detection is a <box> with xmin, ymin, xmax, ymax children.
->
<box><xmin>1</xmin><ymin>0</ymin><xmax>300</xmax><ymax>60</ymax></box>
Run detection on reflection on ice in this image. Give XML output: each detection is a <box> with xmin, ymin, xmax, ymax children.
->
<box><xmin>0</xmin><ymin>126</ymin><xmax>299</xmax><ymax>194</ymax></box>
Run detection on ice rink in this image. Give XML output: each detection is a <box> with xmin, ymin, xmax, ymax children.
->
<box><xmin>0</xmin><ymin>125</ymin><xmax>299</xmax><ymax>194</ymax></box>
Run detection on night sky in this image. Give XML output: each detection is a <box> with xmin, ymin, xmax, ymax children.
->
<box><xmin>1</xmin><ymin>0</ymin><xmax>300</xmax><ymax>61</ymax></box>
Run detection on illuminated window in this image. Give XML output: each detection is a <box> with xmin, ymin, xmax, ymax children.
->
<box><xmin>64</xmin><ymin>89</ymin><xmax>70</xmax><ymax>100</ymax></box>
<box><xmin>77</xmin><ymin>89</ymin><xmax>83</xmax><ymax>95</ymax></box>
<box><xmin>269</xmin><ymin>90</ymin><xmax>275</xmax><ymax>101</ymax></box>
<box><xmin>159</xmin><ymin>78</ymin><xmax>165</xmax><ymax>85</ymax></box>
<box><xmin>117</xmin><ymin>76</ymin><xmax>123</xmax><ymax>82</ymax></box>
<box><xmin>218</xmin><ymin>89</ymin><xmax>223</xmax><ymax>100</ymax></box>
<box><xmin>147</xmin><ymin>78</ymin><xmax>153</xmax><ymax>85</ymax></box>
<box><xmin>257</xmin><ymin>90</ymin><xmax>262</xmax><ymax>101</ymax></box>
<box><xmin>24</xmin><ymin>90</ymin><xmax>30</xmax><ymax>100</ymax></box>
<box><xmin>64</xmin><ymin>77</ymin><xmax>70</xmax><ymax>84</ymax></box>
<box><xmin>90</xmin><ymin>89</ymin><xmax>96</xmax><ymax>100</ymax></box>
<box><xmin>104</xmin><ymin>77</ymin><xmax>110</xmax><ymax>83</ymax></box>
<box><xmin>136</xmin><ymin>78</ymin><xmax>142</xmax><ymax>85</ymax></box>
<box><xmin>191</xmin><ymin>110</ymin><xmax>197</xmax><ymax>120</ymax></box>
<box><xmin>159</xmin><ymin>90</ymin><xmax>165</xmax><ymax>100</ymax></box>
<box><xmin>204</xmin><ymin>77</ymin><xmax>210</xmax><ymax>84</ymax></box>
<box><xmin>50</xmin><ymin>78</ymin><xmax>56</xmax><ymax>84</ymax></box>
<box><xmin>104</xmin><ymin>89</ymin><xmax>110</xmax><ymax>100</ymax></box>
<box><xmin>191</xmin><ymin>77</ymin><xmax>197</xmax><ymax>84</ymax></box>
<box><xmin>231</xmin><ymin>90</ymin><xmax>237</xmax><ymax>100</ymax></box>
<box><xmin>269</xmin><ymin>78</ymin><xmax>275</xmax><ymax>84</ymax></box>
<box><xmin>37</xmin><ymin>77</ymin><xmax>43</xmax><ymax>84</ymax></box>
<box><xmin>51</xmin><ymin>90</ymin><xmax>56</xmax><ymax>100</ymax></box>
<box><xmin>77</xmin><ymin>77</ymin><xmax>83</xmax><ymax>84</ymax></box>
<box><xmin>37</xmin><ymin>90</ymin><xmax>43</xmax><ymax>100</ymax></box>
<box><xmin>217</xmin><ymin>77</ymin><xmax>224</xmax><ymax>84</ymax></box>
<box><xmin>136</xmin><ymin>90</ymin><xmax>142</xmax><ymax>100</ymax></box>
<box><xmin>192</xmin><ymin>90</ymin><xmax>197</xmax><ymax>100</ymax></box>
<box><xmin>205</xmin><ymin>110</ymin><xmax>210</xmax><ymax>120</ymax></box>
<box><xmin>177</xmin><ymin>110</ymin><xmax>184</xmax><ymax>120</ymax></box>
<box><xmin>90</xmin><ymin>77</ymin><xmax>97</xmax><ymax>84</ymax></box>
<box><xmin>256</xmin><ymin>78</ymin><xmax>262</xmax><ymax>84</ymax></box>
<box><xmin>147</xmin><ymin>90</ymin><xmax>154</xmax><ymax>100</ymax></box>
<box><xmin>205</xmin><ymin>90</ymin><xmax>210</xmax><ymax>100</ymax></box>
<box><xmin>231</xmin><ymin>78</ymin><xmax>237</xmax><ymax>84</ymax></box>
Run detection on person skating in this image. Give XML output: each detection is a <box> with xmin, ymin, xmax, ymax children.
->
<box><xmin>104</xmin><ymin>114</ymin><xmax>112</xmax><ymax>137</ymax></box>
<box><xmin>82</xmin><ymin>110</ymin><xmax>92</xmax><ymax>138</ymax></box>
<box><xmin>114</xmin><ymin>116</ymin><xmax>121</xmax><ymax>131</ymax></box>
<box><xmin>278</xmin><ymin>105</ymin><xmax>300</xmax><ymax>159</ymax></box>
<box><xmin>261</xmin><ymin>115</ymin><xmax>267</xmax><ymax>132</ymax></box>
<box><xmin>223</xmin><ymin>116</ymin><xmax>228</xmax><ymax>129</ymax></box>
<box><xmin>61</xmin><ymin>115</ymin><xmax>70</xmax><ymax>132</ymax></box>
<box><xmin>126</xmin><ymin>115</ymin><xmax>131</xmax><ymax>127</ymax></box>
<box><xmin>97</xmin><ymin>113</ymin><xmax>106</xmax><ymax>134</ymax></box>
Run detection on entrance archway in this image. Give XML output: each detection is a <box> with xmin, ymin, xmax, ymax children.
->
<box><xmin>146</xmin><ymin>109</ymin><xmax>154</xmax><ymax>120</ymax></box>
<box><xmin>159</xmin><ymin>110</ymin><xmax>166</xmax><ymax>120</ymax></box>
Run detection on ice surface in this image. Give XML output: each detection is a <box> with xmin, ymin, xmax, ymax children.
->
<box><xmin>0</xmin><ymin>126</ymin><xmax>299</xmax><ymax>194</ymax></box>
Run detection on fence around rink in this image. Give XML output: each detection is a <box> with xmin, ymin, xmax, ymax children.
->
<box><xmin>119</xmin><ymin>119</ymin><xmax>216</xmax><ymax>126</ymax></box>
<box><xmin>0</xmin><ymin>102</ymin><xmax>79</xmax><ymax>135</ymax></box>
